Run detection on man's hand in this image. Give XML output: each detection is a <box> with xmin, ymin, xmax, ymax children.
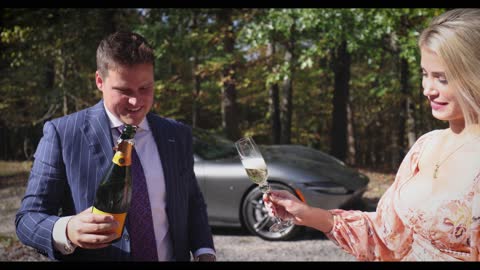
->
<box><xmin>66</xmin><ymin>207</ymin><xmax>119</xmax><ymax>249</ymax></box>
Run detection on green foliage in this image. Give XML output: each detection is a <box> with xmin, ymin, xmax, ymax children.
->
<box><xmin>1</xmin><ymin>8</ymin><xmax>447</xmax><ymax>170</ymax></box>
<box><xmin>0</xmin><ymin>8</ymin><xmax>143</xmax><ymax>128</ymax></box>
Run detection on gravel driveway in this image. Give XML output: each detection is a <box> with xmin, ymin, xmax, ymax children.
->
<box><xmin>212</xmin><ymin>227</ymin><xmax>355</xmax><ymax>261</ymax></box>
<box><xmin>1</xmin><ymin>227</ymin><xmax>355</xmax><ymax>261</ymax></box>
<box><xmin>3</xmin><ymin>166</ymin><xmax>395</xmax><ymax>262</ymax></box>
<box><xmin>1</xmin><ymin>182</ymin><xmax>356</xmax><ymax>261</ymax></box>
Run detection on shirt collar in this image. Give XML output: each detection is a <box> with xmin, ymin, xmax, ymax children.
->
<box><xmin>103</xmin><ymin>102</ymin><xmax>150</xmax><ymax>132</ymax></box>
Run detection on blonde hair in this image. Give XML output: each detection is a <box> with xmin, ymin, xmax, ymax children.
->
<box><xmin>418</xmin><ymin>9</ymin><xmax>480</xmax><ymax>126</ymax></box>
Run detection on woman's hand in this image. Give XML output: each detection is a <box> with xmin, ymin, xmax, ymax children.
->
<box><xmin>263</xmin><ymin>190</ymin><xmax>334</xmax><ymax>232</ymax></box>
<box><xmin>263</xmin><ymin>190</ymin><xmax>310</xmax><ymax>226</ymax></box>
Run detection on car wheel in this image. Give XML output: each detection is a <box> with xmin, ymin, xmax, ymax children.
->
<box><xmin>240</xmin><ymin>182</ymin><xmax>303</xmax><ymax>241</ymax></box>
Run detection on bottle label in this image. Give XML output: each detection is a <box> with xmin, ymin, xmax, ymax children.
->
<box><xmin>92</xmin><ymin>207</ymin><xmax>127</xmax><ymax>238</ymax></box>
<box><xmin>112</xmin><ymin>151</ymin><xmax>131</xmax><ymax>166</ymax></box>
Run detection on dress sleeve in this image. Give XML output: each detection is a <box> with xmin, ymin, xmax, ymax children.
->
<box><xmin>325</xmin><ymin>132</ymin><xmax>434</xmax><ymax>261</ymax></box>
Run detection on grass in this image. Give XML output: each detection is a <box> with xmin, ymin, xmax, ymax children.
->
<box><xmin>0</xmin><ymin>161</ymin><xmax>31</xmax><ymax>190</ymax></box>
<box><xmin>0</xmin><ymin>235</ymin><xmax>14</xmax><ymax>248</ymax></box>
<box><xmin>0</xmin><ymin>161</ymin><xmax>32</xmax><ymax>258</ymax></box>
<box><xmin>0</xmin><ymin>161</ymin><xmax>32</xmax><ymax>177</ymax></box>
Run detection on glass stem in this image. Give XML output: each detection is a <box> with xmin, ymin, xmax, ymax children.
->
<box><xmin>259</xmin><ymin>183</ymin><xmax>285</xmax><ymax>223</ymax></box>
<box><xmin>259</xmin><ymin>183</ymin><xmax>271</xmax><ymax>194</ymax></box>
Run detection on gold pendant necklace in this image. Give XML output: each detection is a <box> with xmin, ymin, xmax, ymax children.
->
<box><xmin>433</xmin><ymin>135</ymin><xmax>480</xmax><ymax>179</ymax></box>
<box><xmin>433</xmin><ymin>164</ymin><xmax>440</xmax><ymax>179</ymax></box>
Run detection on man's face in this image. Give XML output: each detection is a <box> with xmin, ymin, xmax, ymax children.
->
<box><xmin>96</xmin><ymin>63</ymin><xmax>154</xmax><ymax>126</ymax></box>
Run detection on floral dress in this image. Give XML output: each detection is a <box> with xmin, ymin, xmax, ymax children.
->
<box><xmin>326</xmin><ymin>130</ymin><xmax>480</xmax><ymax>261</ymax></box>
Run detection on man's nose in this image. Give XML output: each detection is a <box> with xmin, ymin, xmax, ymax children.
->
<box><xmin>128</xmin><ymin>96</ymin><xmax>138</xmax><ymax>105</ymax></box>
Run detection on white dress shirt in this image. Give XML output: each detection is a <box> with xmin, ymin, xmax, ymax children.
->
<box><xmin>53</xmin><ymin>105</ymin><xmax>214</xmax><ymax>260</ymax></box>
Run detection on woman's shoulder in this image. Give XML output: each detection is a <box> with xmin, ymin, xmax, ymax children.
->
<box><xmin>407</xmin><ymin>129</ymin><xmax>445</xmax><ymax>158</ymax></box>
<box><xmin>415</xmin><ymin>129</ymin><xmax>445</xmax><ymax>145</ymax></box>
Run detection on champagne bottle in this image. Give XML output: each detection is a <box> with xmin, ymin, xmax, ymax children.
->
<box><xmin>92</xmin><ymin>124</ymin><xmax>137</xmax><ymax>240</ymax></box>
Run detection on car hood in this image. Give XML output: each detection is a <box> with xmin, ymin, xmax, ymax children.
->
<box><xmin>262</xmin><ymin>145</ymin><xmax>345</xmax><ymax>166</ymax></box>
<box><xmin>260</xmin><ymin>145</ymin><xmax>369</xmax><ymax>191</ymax></box>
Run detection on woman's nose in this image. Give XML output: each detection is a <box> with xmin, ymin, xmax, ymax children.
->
<box><xmin>422</xmin><ymin>79</ymin><xmax>437</xmax><ymax>97</ymax></box>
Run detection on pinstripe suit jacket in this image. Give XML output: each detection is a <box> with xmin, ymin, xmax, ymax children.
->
<box><xmin>15</xmin><ymin>100</ymin><xmax>214</xmax><ymax>261</ymax></box>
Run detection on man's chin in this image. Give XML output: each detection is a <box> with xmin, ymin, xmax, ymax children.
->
<box><xmin>120</xmin><ymin>116</ymin><xmax>144</xmax><ymax>126</ymax></box>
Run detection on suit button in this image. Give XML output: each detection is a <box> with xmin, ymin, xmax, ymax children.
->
<box><xmin>64</xmin><ymin>245</ymin><xmax>73</xmax><ymax>253</ymax></box>
<box><xmin>124</xmin><ymin>235</ymin><xmax>130</xmax><ymax>241</ymax></box>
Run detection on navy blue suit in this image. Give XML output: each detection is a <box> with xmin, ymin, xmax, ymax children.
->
<box><xmin>15</xmin><ymin>100</ymin><xmax>214</xmax><ymax>261</ymax></box>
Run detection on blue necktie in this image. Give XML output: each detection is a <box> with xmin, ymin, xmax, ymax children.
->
<box><xmin>121</xmin><ymin>128</ymin><xmax>158</xmax><ymax>261</ymax></box>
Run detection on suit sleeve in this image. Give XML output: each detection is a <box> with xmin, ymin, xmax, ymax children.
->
<box><xmin>184</xmin><ymin>126</ymin><xmax>215</xmax><ymax>253</ymax></box>
<box><xmin>15</xmin><ymin>121</ymin><xmax>67</xmax><ymax>260</ymax></box>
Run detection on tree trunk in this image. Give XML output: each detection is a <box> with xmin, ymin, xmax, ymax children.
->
<box><xmin>406</xmin><ymin>95</ymin><xmax>416</xmax><ymax>148</ymax></box>
<box><xmin>395</xmin><ymin>57</ymin><xmax>409</xmax><ymax>167</ymax></box>
<box><xmin>218</xmin><ymin>10</ymin><xmax>240</xmax><ymax>141</ymax></box>
<box><xmin>267</xmin><ymin>42</ymin><xmax>281</xmax><ymax>144</ymax></box>
<box><xmin>330</xmin><ymin>40</ymin><xmax>350</xmax><ymax>162</ymax></box>
<box><xmin>346</xmin><ymin>102</ymin><xmax>356</xmax><ymax>166</ymax></box>
<box><xmin>280</xmin><ymin>22</ymin><xmax>296</xmax><ymax>145</ymax></box>
<box><xmin>270</xmin><ymin>83</ymin><xmax>281</xmax><ymax>144</ymax></box>
<box><xmin>191</xmin><ymin>14</ymin><xmax>200</xmax><ymax>128</ymax></box>
<box><xmin>192</xmin><ymin>57</ymin><xmax>201</xmax><ymax>128</ymax></box>
<box><xmin>102</xmin><ymin>9</ymin><xmax>117</xmax><ymax>34</ymax></box>
<box><xmin>60</xmin><ymin>54</ymin><xmax>68</xmax><ymax>116</ymax></box>
<box><xmin>280</xmin><ymin>49</ymin><xmax>293</xmax><ymax>144</ymax></box>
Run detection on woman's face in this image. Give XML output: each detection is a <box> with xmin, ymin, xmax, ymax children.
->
<box><xmin>421</xmin><ymin>46</ymin><xmax>464</xmax><ymax>127</ymax></box>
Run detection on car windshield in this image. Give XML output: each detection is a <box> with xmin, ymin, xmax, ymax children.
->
<box><xmin>193</xmin><ymin>128</ymin><xmax>237</xmax><ymax>160</ymax></box>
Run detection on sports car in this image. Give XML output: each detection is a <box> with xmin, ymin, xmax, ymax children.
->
<box><xmin>193</xmin><ymin>128</ymin><xmax>369</xmax><ymax>241</ymax></box>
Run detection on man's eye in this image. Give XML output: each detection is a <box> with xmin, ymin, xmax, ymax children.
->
<box><xmin>116</xmin><ymin>89</ymin><xmax>128</xmax><ymax>94</ymax></box>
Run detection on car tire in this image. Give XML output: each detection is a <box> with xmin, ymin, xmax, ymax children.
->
<box><xmin>240</xmin><ymin>182</ymin><xmax>303</xmax><ymax>241</ymax></box>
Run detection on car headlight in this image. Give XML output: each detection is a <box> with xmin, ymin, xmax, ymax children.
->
<box><xmin>301</xmin><ymin>182</ymin><xmax>350</xmax><ymax>195</ymax></box>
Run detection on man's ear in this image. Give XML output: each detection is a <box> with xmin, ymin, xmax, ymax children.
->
<box><xmin>95</xmin><ymin>71</ymin><xmax>104</xmax><ymax>92</ymax></box>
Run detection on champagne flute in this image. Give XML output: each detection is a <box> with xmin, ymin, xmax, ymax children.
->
<box><xmin>234</xmin><ymin>136</ymin><xmax>293</xmax><ymax>232</ymax></box>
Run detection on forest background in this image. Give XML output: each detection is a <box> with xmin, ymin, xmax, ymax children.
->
<box><xmin>0</xmin><ymin>8</ymin><xmax>448</xmax><ymax>172</ymax></box>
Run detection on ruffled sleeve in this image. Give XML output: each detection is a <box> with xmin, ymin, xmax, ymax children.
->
<box><xmin>325</xmin><ymin>131</ymin><xmax>435</xmax><ymax>261</ymax></box>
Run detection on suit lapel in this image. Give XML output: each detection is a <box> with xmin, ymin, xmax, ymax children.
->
<box><xmin>82</xmin><ymin>100</ymin><xmax>114</xmax><ymax>188</ymax></box>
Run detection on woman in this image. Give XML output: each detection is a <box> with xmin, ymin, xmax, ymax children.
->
<box><xmin>264</xmin><ymin>8</ymin><xmax>480</xmax><ymax>261</ymax></box>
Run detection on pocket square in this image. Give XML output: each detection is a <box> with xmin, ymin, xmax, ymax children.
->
<box><xmin>168</xmin><ymin>138</ymin><xmax>176</xmax><ymax>143</ymax></box>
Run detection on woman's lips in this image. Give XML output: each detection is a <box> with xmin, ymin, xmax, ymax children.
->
<box><xmin>430</xmin><ymin>101</ymin><xmax>447</xmax><ymax>111</ymax></box>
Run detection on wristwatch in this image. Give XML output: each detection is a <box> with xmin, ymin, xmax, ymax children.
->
<box><xmin>195</xmin><ymin>253</ymin><xmax>216</xmax><ymax>262</ymax></box>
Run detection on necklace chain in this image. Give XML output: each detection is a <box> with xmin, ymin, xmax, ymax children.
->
<box><xmin>433</xmin><ymin>134</ymin><xmax>480</xmax><ymax>179</ymax></box>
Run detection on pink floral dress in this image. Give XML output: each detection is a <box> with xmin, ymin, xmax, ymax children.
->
<box><xmin>326</xmin><ymin>130</ymin><xmax>480</xmax><ymax>261</ymax></box>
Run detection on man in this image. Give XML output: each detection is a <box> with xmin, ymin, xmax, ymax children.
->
<box><xmin>15</xmin><ymin>31</ymin><xmax>216</xmax><ymax>261</ymax></box>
